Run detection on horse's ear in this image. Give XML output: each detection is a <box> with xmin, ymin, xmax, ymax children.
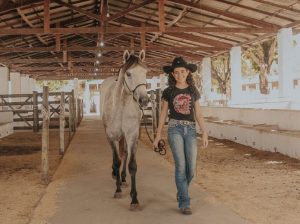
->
<box><xmin>123</xmin><ymin>50</ymin><xmax>130</xmax><ymax>63</ymax></box>
<box><xmin>139</xmin><ymin>50</ymin><xmax>146</xmax><ymax>62</ymax></box>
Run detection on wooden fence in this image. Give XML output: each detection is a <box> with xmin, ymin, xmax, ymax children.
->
<box><xmin>0</xmin><ymin>88</ymin><xmax>83</xmax><ymax>184</ymax></box>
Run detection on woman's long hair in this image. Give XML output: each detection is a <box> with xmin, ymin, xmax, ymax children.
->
<box><xmin>167</xmin><ymin>70</ymin><xmax>198</xmax><ymax>97</ymax></box>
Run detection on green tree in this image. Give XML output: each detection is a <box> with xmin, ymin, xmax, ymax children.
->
<box><xmin>36</xmin><ymin>80</ymin><xmax>69</xmax><ymax>92</ymax></box>
<box><xmin>243</xmin><ymin>38</ymin><xmax>277</xmax><ymax>94</ymax></box>
<box><xmin>211</xmin><ymin>54</ymin><xmax>231</xmax><ymax>97</ymax></box>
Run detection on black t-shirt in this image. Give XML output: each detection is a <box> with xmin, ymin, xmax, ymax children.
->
<box><xmin>162</xmin><ymin>86</ymin><xmax>200</xmax><ymax>121</ymax></box>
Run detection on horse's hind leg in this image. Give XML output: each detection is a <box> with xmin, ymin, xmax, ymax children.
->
<box><xmin>109</xmin><ymin>140</ymin><xmax>122</xmax><ymax>198</ymax></box>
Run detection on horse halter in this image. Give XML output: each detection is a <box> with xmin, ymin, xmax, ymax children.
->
<box><xmin>123</xmin><ymin>77</ymin><xmax>147</xmax><ymax>102</ymax></box>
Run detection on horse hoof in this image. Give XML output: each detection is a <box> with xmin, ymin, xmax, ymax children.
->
<box><xmin>121</xmin><ymin>182</ymin><xmax>128</xmax><ymax>188</ymax></box>
<box><xmin>130</xmin><ymin>203</ymin><xmax>141</xmax><ymax>211</ymax></box>
<box><xmin>114</xmin><ymin>192</ymin><xmax>122</xmax><ymax>199</ymax></box>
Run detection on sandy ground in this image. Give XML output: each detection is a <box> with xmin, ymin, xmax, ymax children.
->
<box><xmin>140</xmin><ymin>129</ymin><xmax>300</xmax><ymax>224</ymax></box>
<box><xmin>0</xmin><ymin>125</ymin><xmax>300</xmax><ymax>224</ymax></box>
<box><xmin>0</xmin><ymin>131</ymin><xmax>71</xmax><ymax>224</ymax></box>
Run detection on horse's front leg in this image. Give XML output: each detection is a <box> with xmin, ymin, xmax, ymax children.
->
<box><xmin>108</xmin><ymin>140</ymin><xmax>122</xmax><ymax>198</ymax></box>
<box><xmin>120</xmin><ymin>137</ymin><xmax>128</xmax><ymax>187</ymax></box>
<box><xmin>127</xmin><ymin>138</ymin><xmax>141</xmax><ymax>211</ymax></box>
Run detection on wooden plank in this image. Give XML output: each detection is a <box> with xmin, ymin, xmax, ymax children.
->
<box><xmin>53</xmin><ymin>0</ymin><xmax>100</xmax><ymax>21</ymax></box>
<box><xmin>0</xmin><ymin>0</ymin><xmax>43</xmax><ymax>14</ymax></box>
<box><xmin>55</xmin><ymin>34</ymin><xmax>61</xmax><ymax>51</ymax></box>
<box><xmin>44</xmin><ymin>0</ymin><xmax>50</xmax><ymax>33</ymax></box>
<box><xmin>0</xmin><ymin>26</ymin><xmax>277</xmax><ymax>35</ymax></box>
<box><xmin>0</xmin><ymin>57</ymin><xmax>173</xmax><ymax>64</ymax></box>
<box><xmin>59</xmin><ymin>92</ymin><xmax>65</xmax><ymax>155</ymax></box>
<box><xmin>0</xmin><ymin>45</ymin><xmax>226</xmax><ymax>53</ymax></box>
<box><xmin>158</xmin><ymin>0</ymin><xmax>166</xmax><ymax>32</ymax></box>
<box><xmin>41</xmin><ymin>86</ymin><xmax>49</xmax><ymax>184</ymax></box>
<box><xmin>108</xmin><ymin>0</ymin><xmax>156</xmax><ymax>22</ymax></box>
<box><xmin>33</xmin><ymin>91</ymin><xmax>39</xmax><ymax>132</ymax></box>
<box><xmin>169</xmin><ymin>0</ymin><xmax>280</xmax><ymax>28</ymax></box>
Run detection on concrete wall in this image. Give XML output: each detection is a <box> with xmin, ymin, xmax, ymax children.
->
<box><xmin>0</xmin><ymin>67</ymin><xmax>9</xmax><ymax>110</ymax></box>
<box><xmin>0</xmin><ymin>111</ymin><xmax>13</xmax><ymax>139</ymax></box>
<box><xmin>204</xmin><ymin>121</ymin><xmax>300</xmax><ymax>160</ymax></box>
<box><xmin>202</xmin><ymin>106</ymin><xmax>300</xmax><ymax>131</ymax></box>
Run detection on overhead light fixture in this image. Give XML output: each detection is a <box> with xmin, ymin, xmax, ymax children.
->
<box><xmin>100</xmin><ymin>41</ymin><xmax>104</xmax><ymax>47</ymax></box>
<box><xmin>97</xmin><ymin>52</ymin><xmax>102</xmax><ymax>57</ymax></box>
<box><xmin>95</xmin><ymin>68</ymin><xmax>99</xmax><ymax>71</ymax></box>
<box><xmin>96</xmin><ymin>60</ymin><xmax>100</xmax><ymax>64</ymax></box>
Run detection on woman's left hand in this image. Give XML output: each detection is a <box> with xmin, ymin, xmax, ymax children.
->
<box><xmin>202</xmin><ymin>132</ymin><xmax>208</xmax><ymax>148</ymax></box>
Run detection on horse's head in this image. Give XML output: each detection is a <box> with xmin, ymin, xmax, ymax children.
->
<box><xmin>122</xmin><ymin>50</ymin><xmax>149</xmax><ymax>108</ymax></box>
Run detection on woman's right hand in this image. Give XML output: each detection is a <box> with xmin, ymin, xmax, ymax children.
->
<box><xmin>153</xmin><ymin>133</ymin><xmax>161</xmax><ymax>149</ymax></box>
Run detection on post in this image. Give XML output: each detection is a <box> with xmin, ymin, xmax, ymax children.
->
<box><xmin>72</xmin><ymin>90</ymin><xmax>76</xmax><ymax>131</ymax></box>
<box><xmin>156</xmin><ymin>89</ymin><xmax>161</xmax><ymax>127</ymax></box>
<box><xmin>150</xmin><ymin>91</ymin><xmax>157</xmax><ymax>139</ymax></box>
<box><xmin>59</xmin><ymin>92</ymin><xmax>65</xmax><ymax>155</ymax></box>
<box><xmin>33</xmin><ymin>91</ymin><xmax>39</xmax><ymax>132</ymax></box>
<box><xmin>68</xmin><ymin>92</ymin><xmax>73</xmax><ymax>135</ymax></box>
<box><xmin>41</xmin><ymin>86</ymin><xmax>49</xmax><ymax>184</ymax></box>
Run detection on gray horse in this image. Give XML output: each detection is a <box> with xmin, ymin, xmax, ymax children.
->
<box><xmin>100</xmin><ymin>50</ymin><xmax>149</xmax><ymax>210</ymax></box>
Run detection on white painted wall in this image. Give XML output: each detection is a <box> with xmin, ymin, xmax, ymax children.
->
<box><xmin>202</xmin><ymin>106</ymin><xmax>300</xmax><ymax>131</ymax></box>
<box><xmin>204</xmin><ymin>121</ymin><xmax>300</xmax><ymax>160</ymax></box>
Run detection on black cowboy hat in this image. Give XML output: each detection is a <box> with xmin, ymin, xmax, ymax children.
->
<box><xmin>163</xmin><ymin>57</ymin><xmax>197</xmax><ymax>74</ymax></box>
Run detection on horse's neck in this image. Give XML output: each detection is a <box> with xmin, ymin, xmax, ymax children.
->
<box><xmin>112</xmin><ymin>69</ymin><xmax>127</xmax><ymax>108</ymax></box>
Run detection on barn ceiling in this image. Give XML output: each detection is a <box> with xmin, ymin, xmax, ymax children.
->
<box><xmin>0</xmin><ymin>0</ymin><xmax>300</xmax><ymax>80</ymax></box>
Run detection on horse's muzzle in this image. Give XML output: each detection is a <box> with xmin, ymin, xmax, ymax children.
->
<box><xmin>138</xmin><ymin>96</ymin><xmax>150</xmax><ymax>108</ymax></box>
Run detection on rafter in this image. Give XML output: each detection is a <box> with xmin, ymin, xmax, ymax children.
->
<box><xmin>168</xmin><ymin>0</ymin><xmax>280</xmax><ymax>28</ymax></box>
<box><xmin>0</xmin><ymin>26</ymin><xmax>278</xmax><ymax>35</ymax></box>
<box><xmin>0</xmin><ymin>45</ymin><xmax>227</xmax><ymax>53</ymax></box>
<box><xmin>108</xmin><ymin>0</ymin><xmax>156</xmax><ymax>21</ymax></box>
<box><xmin>0</xmin><ymin>0</ymin><xmax>43</xmax><ymax>14</ymax></box>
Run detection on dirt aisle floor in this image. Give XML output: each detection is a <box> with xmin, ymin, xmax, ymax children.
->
<box><xmin>28</xmin><ymin>117</ymin><xmax>247</xmax><ymax>224</ymax></box>
<box><xmin>140</xmin><ymin>129</ymin><xmax>300</xmax><ymax>224</ymax></box>
<box><xmin>0</xmin><ymin>130</ymin><xmax>71</xmax><ymax>224</ymax></box>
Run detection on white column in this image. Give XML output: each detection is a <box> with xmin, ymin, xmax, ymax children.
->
<box><xmin>0</xmin><ymin>67</ymin><xmax>9</xmax><ymax>95</ymax></box>
<box><xmin>202</xmin><ymin>57</ymin><xmax>212</xmax><ymax>105</ymax></box>
<box><xmin>84</xmin><ymin>81</ymin><xmax>90</xmax><ymax>114</ymax></box>
<box><xmin>31</xmin><ymin>79</ymin><xmax>36</xmax><ymax>92</ymax></box>
<box><xmin>278</xmin><ymin>28</ymin><xmax>294</xmax><ymax>99</ymax></box>
<box><xmin>160</xmin><ymin>74</ymin><xmax>167</xmax><ymax>90</ymax></box>
<box><xmin>73</xmin><ymin>78</ymin><xmax>79</xmax><ymax>99</ymax></box>
<box><xmin>0</xmin><ymin>67</ymin><xmax>9</xmax><ymax>110</ymax></box>
<box><xmin>10</xmin><ymin>72</ymin><xmax>21</xmax><ymax>103</ymax></box>
<box><xmin>21</xmin><ymin>75</ymin><xmax>30</xmax><ymax>94</ymax></box>
<box><xmin>230</xmin><ymin>46</ymin><xmax>243</xmax><ymax>104</ymax></box>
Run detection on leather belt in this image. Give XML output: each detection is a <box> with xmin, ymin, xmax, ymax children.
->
<box><xmin>169</xmin><ymin>119</ymin><xmax>195</xmax><ymax>125</ymax></box>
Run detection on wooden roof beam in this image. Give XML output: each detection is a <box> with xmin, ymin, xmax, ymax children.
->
<box><xmin>158</xmin><ymin>0</ymin><xmax>166</xmax><ymax>32</ymax></box>
<box><xmin>107</xmin><ymin>0</ymin><xmax>157</xmax><ymax>22</ymax></box>
<box><xmin>215</xmin><ymin>0</ymin><xmax>294</xmax><ymax>22</ymax></box>
<box><xmin>0</xmin><ymin>57</ymin><xmax>174</xmax><ymax>64</ymax></box>
<box><xmin>0</xmin><ymin>0</ymin><xmax>43</xmax><ymax>14</ymax></box>
<box><xmin>0</xmin><ymin>45</ymin><xmax>227</xmax><ymax>53</ymax></box>
<box><xmin>168</xmin><ymin>0</ymin><xmax>280</xmax><ymax>28</ymax></box>
<box><xmin>0</xmin><ymin>26</ymin><xmax>278</xmax><ymax>35</ymax></box>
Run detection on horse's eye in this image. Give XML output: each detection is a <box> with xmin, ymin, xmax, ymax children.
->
<box><xmin>126</xmin><ymin>72</ymin><xmax>131</xmax><ymax>77</ymax></box>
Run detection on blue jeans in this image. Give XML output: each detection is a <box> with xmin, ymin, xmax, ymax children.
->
<box><xmin>167</xmin><ymin>120</ymin><xmax>198</xmax><ymax>209</ymax></box>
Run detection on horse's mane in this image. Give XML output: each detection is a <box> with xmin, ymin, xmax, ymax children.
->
<box><xmin>123</xmin><ymin>54</ymin><xmax>141</xmax><ymax>71</ymax></box>
<box><xmin>116</xmin><ymin>54</ymin><xmax>146</xmax><ymax>81</ymax></box>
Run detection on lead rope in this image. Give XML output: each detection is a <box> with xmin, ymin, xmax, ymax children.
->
<box><xmin>139</xmin><ymin>105</ymin><xmax>166</xmax><ymax>156</ymax></box>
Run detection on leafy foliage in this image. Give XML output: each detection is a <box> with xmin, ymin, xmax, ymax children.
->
<box><xmin>36</xmin><ymin>80</ymin><xmax>69</xmax><ymax>92</ymax></box>
<box><xmin>211</xmin><ymin>54</ymin><xmax>231</xmax><ymax>96</ymax></box>
<box><xmin>242</xmin><ymin>38</ymin><xmax>277</xmax><ymax>94</ymax></box>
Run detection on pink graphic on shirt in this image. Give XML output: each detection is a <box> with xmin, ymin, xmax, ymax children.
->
<box><xmin>173</xmin><ymin>94</ymin><xmax>191</xmax><ymax>114</ymax></box>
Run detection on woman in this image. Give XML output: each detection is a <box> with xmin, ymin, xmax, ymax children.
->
<box><xmin>153</xmin><ymin>57</ymin><xmax>208</xmax><ymax>215</ymax></box>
